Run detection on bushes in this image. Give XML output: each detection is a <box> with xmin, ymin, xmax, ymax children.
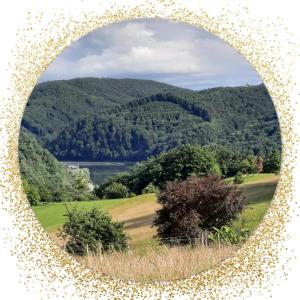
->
<box><xmin>208</xmin><ymin>225</ymin><xmax>250</xmax><ymax>245</ymax></box>
<box><xmin>58</xmin><ymin>207</ymin><xmax>128</xmax><ymax>256</ymax></box>
<box><xmin>153</xmin><ymin>176</ymin><xmax>246</xmax><ymax>245</ymax></box>
<box><xmin>103</xmin><ymin>182</ymin><xmax>129</xmax><ymax>199</ymax></box>
<box><xmin>263</xmin><ymin>151</ymin><xmax>281</xmax><ymax>174</ymax></box>
<box><xmin>94</xmin><ymin>173</ymin><xmax>130</xmax><ymax>199</ymax></box>
<box><xmin>234</xmin><ymin>171</ymin><xmax>244</xmax><ymax>184</ymax></box>
<box><xmin>142</xmin><ymin>183</ymin><xmax>159</xmax><ymax>194</ymax></box>
<box><xmin>22</xmin><ymin>179</ymin><xmax>41</xmax><ymax>206</ymax></box>
<box><xmin>19</xmin><ymin>130</ymin><xmax>96</xmax><ymax>204</ymax></box>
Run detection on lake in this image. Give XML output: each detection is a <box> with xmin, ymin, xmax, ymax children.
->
<box><xmin>60</xmin><ymin>161</ymin><xmax>133</xmax><ymax>185</ymax></box>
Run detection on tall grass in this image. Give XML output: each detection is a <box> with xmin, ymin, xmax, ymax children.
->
<box><xmin>77</xmin><ymin>243</ymin><xmax>237</xmax><ymax>282</ymax></box>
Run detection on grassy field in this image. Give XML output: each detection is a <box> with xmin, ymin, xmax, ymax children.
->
<box><xmin>33</xmin><ymin>173</ymin><xmax>278</xmax><ymax>281</ymax></box>
<box><xmin>33</xmin><ymin>173</ymin><xmax>278</xmax><ymax>245</ymax></box>
<box><xmin>232</xmin><ymin>174</ymin><xmax>278</xmax><ymax>231</ymax></box>
<box><xmin>33</xmin><ymin>195</ymin><xmax>154</xmax><ymax>232</ymax></box>
<box><xmin>224</xmin><ymin>173</ymin><xmax>278</xmax><ymax>185</ymax></box>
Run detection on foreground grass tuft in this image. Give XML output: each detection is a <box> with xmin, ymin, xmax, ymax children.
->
<box><xmin>77</xmin><ymin>243</ymin><xmax>237</xmax><ymax>282</ymax></box>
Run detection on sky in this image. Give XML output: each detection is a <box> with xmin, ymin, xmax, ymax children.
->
<box><xmin>40</xmin><ymin>18</ymin><xmax>262</xmax><ymax>90</ymax></box>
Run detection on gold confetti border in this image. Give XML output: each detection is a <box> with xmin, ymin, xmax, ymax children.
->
<box><xmin>0</xmin><ymin>1</ymin><xmax>299</xmax><ymax>299</ymax></box>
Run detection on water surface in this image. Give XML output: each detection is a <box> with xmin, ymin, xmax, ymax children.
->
<box><xmin>60</xmin><ymin>161</ymin><xmax>133</xmax><ymax>185</ymax></box>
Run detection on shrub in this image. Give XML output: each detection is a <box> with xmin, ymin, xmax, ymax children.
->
<box><xmin>128</xmin><ymin>192</ymin><xmax>136</xmax><ymax>198</ymax></box>
<box><xmin>103</xmin><ymin>182</ymin><xmax>128</xmax><ymax>199</ymax></box>
<box><xmin>208</xmin><ymin>225</ymin><xmax>250</xmax><ymax>245</ymax></box>
<box><xmin>240</xmin><ymin>155</ymin><xmax>256</xmax><ymax>174</ymax></box>
<box><xmin>207</xmin><ymin>145</ymin><xmax>243</xmax><ymax>178</ymax></box>
<box><xmin>22</xmin><ymin>179</ymin><xmax>41</xmax><ymax>206</ymax></box>
<box><xmin>95</xmin><ymin>172</ymin><xmax>130</xmax><ymax>198</ymax></box>
<box><xmin>233</xmin><ymin>171</ymin><xmax>244</xmax><ymax>184</ymax></box>
<box><xmin>58</xmin><ymin>207</ymin><xmax>128</xmax><ymax>256</ymax></box>
<box><xmin>124</xmin><ymin>144</ymin><xmax>221</xmax><ymax>194</ymax></box>
<box><xmin>263</xmin><ymin>151</ymin><xmax>281</xmax><ymax>173</ymax></box>
<box><xmin>153</xmin><ymin>176</ymin><xmax>246</xmax><ymax>245</ymax></box>
<box><xmin>142</xmin><ymin>183</ymin><xmax>159</xmax><ymax>194</ymax></box>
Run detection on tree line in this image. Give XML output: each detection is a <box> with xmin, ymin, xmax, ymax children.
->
<box><xmin>95</xmin><ymin>144</ymin><xmax>280</xmax><ymax>199</ymax></box>
<box><xmin>49</xmin><ymin>90</ymin><xmax>280</xmax><ymax>161</ymax></box>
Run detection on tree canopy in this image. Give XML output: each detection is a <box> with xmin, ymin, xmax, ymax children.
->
<box><xmin>19</xmin><ymin>130</ymin><xmax>95</xmax><ymax>204</ymax></box>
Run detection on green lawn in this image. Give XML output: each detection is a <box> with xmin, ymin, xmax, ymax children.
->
<box><xmin>232</xmin><ymin>175</ymin><xmax>278</xmax><ymax>231</ymax></box>
<box><xmin>33</xmin><ymin>198</ymin><xmax>127</xmax><ymax>232</ymax></box>
<box><xmin>32</xmin><ymin>194</ymin><xmax>157</xmax><ymax>232</ymax></box>
<box><xmin>225</xmin><ymin>173</ymin><xmax>278</xmax><ymax>185</ymax></box>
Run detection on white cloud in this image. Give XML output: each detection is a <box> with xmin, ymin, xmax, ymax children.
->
<box><xmin>40</xmin><ymin>19</ymin><xmax>261</xmax><ymax>90</ymax></box>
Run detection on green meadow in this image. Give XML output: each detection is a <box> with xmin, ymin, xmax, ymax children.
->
<box><xmin>33</xmin><ymin>173</ymin><xmax>278</xmax><ymax>238</ymax></box>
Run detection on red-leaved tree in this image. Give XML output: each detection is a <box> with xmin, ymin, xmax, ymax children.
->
<box><xmin>153</xmin><ymin>176</ymin><xmax>246</xmax><ymax>244</ymax></box>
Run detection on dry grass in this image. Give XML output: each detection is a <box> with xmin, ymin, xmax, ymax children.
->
<box><xmin>77</xmin><ymin>243</ymin><xmax>237</xmax><ymax>282</ymax></box>
<box><xmin>108</xmin><ymin>194</ymin><xmax>160</xmax><ymax>246</ymax></box>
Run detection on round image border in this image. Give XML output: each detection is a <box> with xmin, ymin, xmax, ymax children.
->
<box><xmin>0</xmin><ymin>1</ymin><xmax>298</xmax><ymax>299</ymax></box>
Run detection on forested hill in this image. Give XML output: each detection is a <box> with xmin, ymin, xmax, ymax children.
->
<box><xmin>19</xmin><ymin>130</ymin><xmax>95</xmax><ymax>203</ymax></box>
<box><xmin>21</xmin><ymin>78</ymin><xmax>280</xmax><ymax>161</ymax></box>
<box><xmin>19</xmin><ymin>130</ymin><xmax>73</xmax><ymax>203</ymax></box>
<box><xmin>22</xmin><ymin>78</ymin><xmax>182</xmax><ymax>143</ymax></box>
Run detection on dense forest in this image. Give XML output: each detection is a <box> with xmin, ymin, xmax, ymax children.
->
<box><xmin>21</xmin><ymin>78</ymin><xmax>281</xmax><ymax>162</ymax></box>
<box><xmin>19</xmin><ymin>130</ymin><xmax>95</xmax><ymax>204</ymax></box>
<box><xmin>22</xmin><ymin>78</ymin><xmax>182</xmax><ymax>144</ymax></box>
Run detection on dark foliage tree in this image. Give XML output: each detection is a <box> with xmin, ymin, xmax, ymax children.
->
<box><xmin>59</xmin><ymin>207</ymin><xmax>128</xmax><ymax>256</ymax></box>
<box><xmin>153</xmin><ymin>176</ymin><xmax>246</xmax><ymax>245</ymax></box>
<box><xmin>263</xmin><ymin>151</ymin><xmax>281</xmax><ymax>173</ymax></box>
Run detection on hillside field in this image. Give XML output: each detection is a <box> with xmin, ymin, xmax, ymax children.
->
<box><xmin>33</xmin><ymin>173</ymin><xmax>278</xmax><ymax>249</ymax></box>
<box><xmin>32</xmin><ymin>173</ymin><xmax>278</xmax><ymax>280</ymax></box>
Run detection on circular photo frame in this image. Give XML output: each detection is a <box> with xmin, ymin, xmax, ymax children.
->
<box><xmin>0</xmin><ymin>1</ymin><xmax>299</xmax><ymax>299</ymax></box>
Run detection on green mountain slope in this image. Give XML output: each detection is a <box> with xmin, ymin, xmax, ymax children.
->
<box><xmin>19</xmin><ymin>130</ymin><xmax>94</xmax><ymax>203</ymax></box>
<box><xmin>22</xmin><ymin>78</ymin><xmax>280</xmax><ymax>162</ymax></box>
<box><xmin>19</xmin><ymin>130</ymin><xmax>74</xmax><ymax>202</ymax></box>
<box><xmin>48</xmin><ymin>85</ymin><xmax>280</xmax><ymax>161</ymax></box>
<box><xmin>22</xmin><ymin>78</ymin><xmax>181</xmax><ymax>143</ymax></box>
